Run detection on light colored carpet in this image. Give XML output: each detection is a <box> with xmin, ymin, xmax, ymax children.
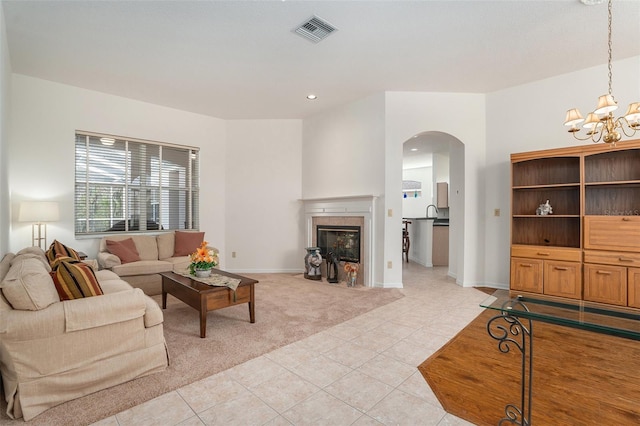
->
<box><xmin>1</xmin><ymin>273</ymin><xmax>403</xmax><ymax>425</ymax></box>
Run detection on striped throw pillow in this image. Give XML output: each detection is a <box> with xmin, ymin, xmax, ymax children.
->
<box><xmin>46</xmin><ymin>240</ymin><xmax>81</xmax><ymax>265</ymax></box>
<box><xmin>51</xmin><ymin>260</ymin><xmax>103</xmax><ymax>300</ymax></box>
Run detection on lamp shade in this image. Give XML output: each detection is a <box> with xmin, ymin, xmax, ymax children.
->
<box><xmin>624</xmin><ymin>102</ymin><xmax>640</xmax><ymax>123</ymax></box>
<box><xmin>594</xmin><ymin>94</ymin><xmax>618</xmax><ymax>115</ymax></box>
<box><xmin>582</xmin><ymin>113</ymin><xmax>603</xmax><ymax>130</ymax></box>
<box><xmin>564</xmin><ymin>109</ymin><xmax>585</xmax><ymax>127</ymax></box>
<box><xmin>18</xmin><ymin>201</ymin><xmax>60</xmax><ymax>222</ymax></box>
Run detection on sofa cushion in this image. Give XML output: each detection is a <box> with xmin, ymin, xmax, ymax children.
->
<box><xmin>174</xmin><ymin>231</ymin><xmax>205</xmax><ymax>256</ymax></box>
<box><xmin>111</xmin><ymin>260</ymin><xmax>174</xmax><ymax>277</ymax></box>
<box><xmin>163</xmin><ymin>256</ymin><xmax>192</xmax><ymax>273</ymax></box>
<box><xmin>106</xmin><ymin>238</ymin><xmax>141</xmax><ymax>264</ymax></box>
<box><xmin>157</xmin><ymin>232</ymin><xmax>175</xmax><ymax>260</ymax></box>
<box><xmin>131</xmin><ymin>235</ymin><xmax>159</xmax><ymax>261</ymax></box>
<box><xmin>52</xmin><ymin>260</ymin><xmax>104</xmax><ymax>300</ymax></box>
<box><xmin>45</xmin><ymin>240</ymin><xmax>81</xmax><ymax>264</ymax></box>
<box><xmin>16</xmin><ymin>246</ymin><xmax>48</xmax><ymax>264</ymax></box>
<box><xmin>13</xmin><ymin>252</ymin><xmax>52</xmax><ymax>272</ymax></box>
<box><xmin>1</xmin><ymin>257</ymin><xmax>60</xmax><ymax>310</ymax></box>
<box><xmin>0</xmin><ymin>253</ymin><xmax>16</xmax><ymax>283</ymax></box>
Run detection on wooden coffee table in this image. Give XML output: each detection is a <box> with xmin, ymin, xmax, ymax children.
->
<box><xmin>160</xmin><ymin>270</ymin><xmax>258</xmax><ymax>338</ymax></box>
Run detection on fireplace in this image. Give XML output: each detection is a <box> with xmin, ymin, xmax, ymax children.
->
<box><xmin>303</xmin><ymin>196</ymin><xmax>375</xmax><ymax>286</ymax></box>
<box><xmin>316</xmin><ymin>225</ymin><xmax>361</xmax><ymax>263</ymax></box>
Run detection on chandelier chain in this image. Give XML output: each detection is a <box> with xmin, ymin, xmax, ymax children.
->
<box><xmin>607</xmin><ymin>0</ymin><xmax>613</xmax><ymax>96</ymax></box>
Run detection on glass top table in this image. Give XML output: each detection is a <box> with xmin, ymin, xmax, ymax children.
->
<box><xmin>480</xmin><ymin>290</ymin><xmax>640</xmax><ymax>425</ymax></box>
<box><xmin>481</xmin><ymin>289</ymin><xmax>640</xmax><ymax>341</ymax></box>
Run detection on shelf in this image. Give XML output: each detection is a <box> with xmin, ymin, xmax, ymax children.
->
<box><xmin>513</xmin><ymin>215</ymin><xmax>580</xmax><ymax>218</ymax></box>
<box><xmin>512</xmin><ymin>156</ymin><xmax>580</xmax><ymax>187</ymax></box>
<box><xmin>584</xmin><ymin>181</ymin><xmax>640</xmax><ymax>187</ymax></box>
<box><xmin>512</xmin><ymin>186</ymin><xmax>580</xmax><ymax>216</ymax></box>
<box><xmin>585</xmin><ymin>149</ymin><xmax>640</xmax><ymax>183</ymax></box>
<box><xmin>513</xmin><ymin>183</ymin><xmax>580</xmax><ymax>190</ymax></box>
<box><xmin>512</xmin><ymin>216</ymin><xmax>581</xmax><ymax>248</ymax></box>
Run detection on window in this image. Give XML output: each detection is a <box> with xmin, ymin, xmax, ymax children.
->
<box><xmin>75</xmin><ymin>131</ymin><xmax>199</xmax><ymax>235</ymax></box>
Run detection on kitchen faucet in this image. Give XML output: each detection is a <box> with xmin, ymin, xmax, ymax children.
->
<box><xmin>426</xmin><ymin>204</ymin><xmax>438</xmax><ymax>218</ymax></box>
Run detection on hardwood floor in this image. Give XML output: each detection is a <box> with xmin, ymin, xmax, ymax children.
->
<box><xmin>419</xmin><ymin>310</ymin><xmax>640</xmax><ymax>425</ymax></box>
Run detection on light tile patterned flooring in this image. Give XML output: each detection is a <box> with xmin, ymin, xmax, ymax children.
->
<box><xmin>93</xmin><ymin>263</ymin><xmax>488</xmax><ymax>426</ymax></box>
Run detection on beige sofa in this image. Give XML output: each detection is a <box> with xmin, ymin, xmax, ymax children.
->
<box><xmin>0</xmin><ymin>248</ymin><xmax>168</xmax><ymax>421</ymax></box>
<box><xmin>97</xmin><ymin>231</ymin><xmax>206</xmax><ymax>295</ymax></box>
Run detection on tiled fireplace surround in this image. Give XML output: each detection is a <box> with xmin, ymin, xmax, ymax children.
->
<box><xmin>303</xmin><ymin>196</ymin><xmax>375</xmax><ymax>287</ymax></box>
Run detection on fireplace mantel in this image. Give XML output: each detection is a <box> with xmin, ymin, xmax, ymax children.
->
<box><xmin>302</xmin><ymin>196</ymin><xmax>376</xmax><ymax>286</ymax></box>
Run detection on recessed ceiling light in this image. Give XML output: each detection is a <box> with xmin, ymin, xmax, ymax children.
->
<box><xmin>306</xmin><ymin>94</ymin><xmax>317</xmax><ymax>100</ymax></box>
<box><xmin>410</xmin><ymin>148</ymin><xmax>418</xmax><ymax>152</ymax></box>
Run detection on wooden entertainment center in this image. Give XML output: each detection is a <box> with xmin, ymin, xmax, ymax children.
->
<box><xmin>510</xmin><ymin>138</ymin><xmax>640</xmax><ymax>308</ymax></box>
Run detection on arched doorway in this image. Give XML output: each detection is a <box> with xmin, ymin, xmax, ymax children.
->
<box><xmin>402</xmin><ymin>131</ymin><xmax>465</xmax><ymax>283</ymax></box>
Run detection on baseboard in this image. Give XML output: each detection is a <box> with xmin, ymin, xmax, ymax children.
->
<box><xmin>224</xmin><ymin>268</ymin><xmax>305</xmax><ymax>274</ymax></box>
<box><xmin>373</xmin><ymin>281</ymin><xmax>403</xmax><ymax>289</ymax></box>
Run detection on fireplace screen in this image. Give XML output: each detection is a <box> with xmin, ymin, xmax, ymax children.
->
<box><xmin>316</xmin><ymin>225</ymin><xmax>361</xmax><ymax>263</ymax></box>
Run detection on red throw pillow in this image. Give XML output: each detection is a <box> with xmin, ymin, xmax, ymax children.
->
<box><xmin>106</xmin><ymin>238</ymin><xmax>141</xmax><ymax>264</ymax></box>
<box><xmin>173</xmin><ymin>231</ymin><xmax>205</xmax><ymax>256</ymax></box>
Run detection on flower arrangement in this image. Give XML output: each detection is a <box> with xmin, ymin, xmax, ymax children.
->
<box><xmin>189</xmin><ymin>241</ymin><xmax>219</xmax><ymax>276</ymax></box>
<box><xmin>343</xmin><ymin>262</ymin><xmax>359</xmax><ymax>287</ymax></box>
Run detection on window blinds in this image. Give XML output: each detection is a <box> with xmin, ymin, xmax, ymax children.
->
<box><xmin>74</xmin><ymin>132</ymin><xmax>199</xmax><ymax>235</ymax></box>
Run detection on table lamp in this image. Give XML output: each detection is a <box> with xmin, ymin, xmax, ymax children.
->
<box><xmin>18</xmin><ymin>201</ymin><xmax>60</xmax><ymax>249</ymax></box>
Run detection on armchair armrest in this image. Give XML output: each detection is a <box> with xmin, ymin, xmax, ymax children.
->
<box><xmin>63</xmin><ymin>288</ymin><xmax>146</xmax><ymax>332</ymax></box>
<box><xmin>142</xmin><ymin>294</ymin><xmax>163</xmax><ymax>328</ymax></box>
<box><xmin>0</xmin><ymin>289</ymin><xmax>148</xmax><ymax>339</ymax></box>
<box><xmin>97</xmin><ymin>252</ymin><xmax>121</xmax><ymax>269</ymax></box>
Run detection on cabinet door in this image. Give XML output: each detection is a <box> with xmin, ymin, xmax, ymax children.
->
<box><xmin>628</xmin><ymin>268</ymin><xmax>640</xmax><ymax>308</ymax></box>
<box><xmin>432</xmin><ymin>226</ymin><xmax>449</xmax><ymax>266</ymax></box>
<box><xmin>584</xmin><ymin>216</ymin><xmax>640</xmax><ymax>252</ymax></box>
<box><xmin>583</xmin><ymin>264</ymin><xmax>627</xmax><ymax>306</ymax></box>
<box><xmin>510</xmin><ymin>258</ymin><xmax>543</xmax><ymax>294</ymax></box>
<box><xmin>437</xmin><ymin>182</ymin><xmax>448</xmax><ymax>208</ymax></box>
<box><xmin>544</xmin><ymin>260</ymin><xmax>581</xmax><ymax>299</ymax></box>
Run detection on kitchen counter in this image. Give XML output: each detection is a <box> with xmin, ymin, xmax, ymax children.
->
<box><xmin>402</xmin><ymin>217</ymin><xmax>449</xmax><ymax>267</ymax></box>
<box><xmin>403</xmin><ymin>217</ymin><xmax>449</xmax><ymax>226</ymax></box>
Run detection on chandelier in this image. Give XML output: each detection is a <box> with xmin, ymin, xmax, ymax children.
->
<box><xmin>563</xmin><ymin>0</ymin><xmax>640</xmax><ymax>144</ymax></box>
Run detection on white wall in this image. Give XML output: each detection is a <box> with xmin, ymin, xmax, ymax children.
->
<box><xmin>402</xmin><ymin>166</ymin><xmax>432</xmax><ymax>218</ymax></box>
<box><xmin>385</xmin><ymin>92</ymin><xmax>486</xmax><ymax>287</ymax></box>
<box><xmin>433</xmin><ymin>151</ymin><xmax>449</xmax><ymax>198</ymax></box>
<box><xmin>0</xmin><ymin>7</ymin><xmax>10</xmax><ymax>254</ymax></box>
<box><xmin>302</xmin><ymin>93</ymin><xmax>387</xmax><ymax>286</ymax></box>
<box><xmin>302</xmin><ymin>94</ymin><xmax>386</xmax><ymax>199</ymax></box>
<box><xmin>224</xmin><ymin>120</ymin><xmax>303</xmax><ymax>273</ymax></box>
<box><xmin>9</xmin><ymin>75</ymin><xmax>227</xmax><ymax>262</ymax></box>
<box><xmin>302</xmin><ymin>91</ymin><xmax>486</xmax><ymax>288</ymax></box>
<box><xmin>485</xmin><ymin>55</ymin><xmax>640</xmax><ymax>288</ymax></box>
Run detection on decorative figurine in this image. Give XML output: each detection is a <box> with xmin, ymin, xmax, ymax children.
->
<box><xmin>536</xmin><ymin>200</ymin><xmax>553</xmax><ymax>216</ymax></box>
<box><xmin>304</xmin><ymin>247</ymin><xmax>322</xmax><ymax>280</ymax></box>
<box><xmin>343</xmin><ymin>262</ymin><xmax>359</xmax><ymax>287</ymax></box>
<box><xmin>326</xmin><ymin>251</ymin><xmax>339</xmax><ymax>283</ymax></box>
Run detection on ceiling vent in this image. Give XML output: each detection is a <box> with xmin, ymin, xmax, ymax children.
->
<box><xmin>294</xmin><ymin>16</ymin><xmax>337</xmax><ymax>43</ymax></box>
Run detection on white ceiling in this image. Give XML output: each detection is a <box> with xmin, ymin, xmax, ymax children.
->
<box><xmin>3</xmin><ymin>0</ymin><xmax>640</xmax><ymax>120</ymax></box>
